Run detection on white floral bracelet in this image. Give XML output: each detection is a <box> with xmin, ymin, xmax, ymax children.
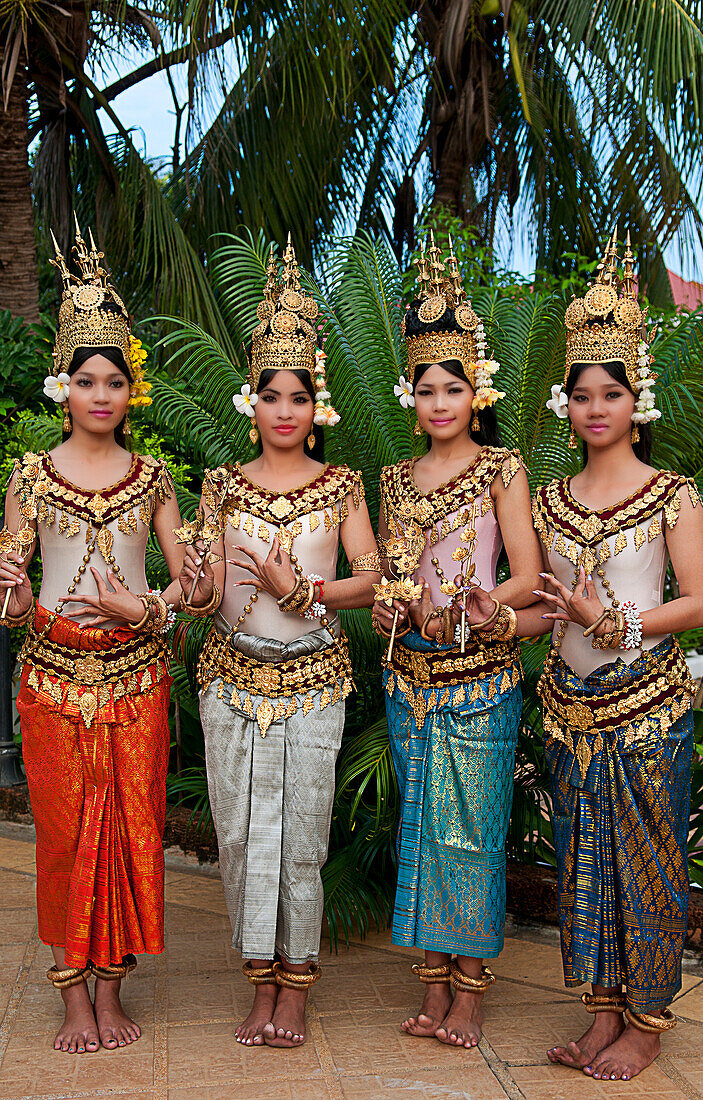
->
<box><xmin>304</xmin><ymin>574</ymin><xmax>327</xmax><ymax>621</ymax></box>
<box><xmin>620</xmin><ymin>600</ymin><xmax>643</xmax><ymax>650</ymax></box>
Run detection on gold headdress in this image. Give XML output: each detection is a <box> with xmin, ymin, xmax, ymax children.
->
<box><xmin>399</xmin><ymin>233</ymin><xmax>504</xmax><ymax>414</ymax></box>
<box><xmin>234</xmin><ymin>236</ymin><xmax>338</xmax><ymax>428</ymax></box>
<box><xmin>46</xmin><ymin>219</ymin><xmax>151</xmax><ymax>407</ymax></box>
<box><xmin>546</xmin><ymin>229</ymin><xmax>659</xmax><ymax>431</ymax></box>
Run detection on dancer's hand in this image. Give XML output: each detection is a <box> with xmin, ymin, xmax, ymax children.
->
<box><xmin>372</xmin><ymin>597</ymin><xmax>409</xmax><ymax>633</ymax></box>
<box><xmin>465</xmin><ymin>585</ymin><xmax>497</xmax><ymax>627</ymax></box>
<box><xmin>534</xmin><ymin>567</ymin><xmax>605</xmax><ymax>629</ymax></box>
<box><xmin>227</xmin><ymin>537</ymin><xmax>296</xmax><ymax>601</ymax></box>
<box><xmin>62</xmin><ymin>567</ymin><xmax>145</xmax><ymax>627</ymax></box>
<box><xmin>180</xmin><ymin>542</ymin><xmax>215</xmax><ymax>607</ymax></box>
<box><xmin>0</xmin><ymin>551</ymin><xmax>33</xmax><ymax>618</ymax></box>
<box><xmin>408</xmin><ymin>578</ymin><xmax>435</xmax><ymax>630</ymax></box>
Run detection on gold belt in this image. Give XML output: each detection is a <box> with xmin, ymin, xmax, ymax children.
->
<box><xmin>198</xmin><ymin>627</ymin><xmax>354</xmax><ymax>697</ymax></box>
<box><xmin>538</xmin><ymin>643</ymin><xmax>695</xmax><ymax>745</ymax></box>
<box><xmin>388</xmin><ymin>638</ymin><xmax>521</xmax><ymax>688</ymax></box>
<box><xmin>24</xmin><ymin>626</ymin><xmax>167</xmax><ymax>687</ymax></box>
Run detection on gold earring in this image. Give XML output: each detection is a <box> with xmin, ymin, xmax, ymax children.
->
<box><xmin>471</xmin><ymin>413</ymin><xmax>480</xmax><ymax>433</ymax></box>
<box><xmin>249</xmin><ymin>419</ymin><xmax>259</xmax><ymax>445</ymax></box>
<box><xmin>631</xmin><ymin>424</ymin><xmax>640</xmax><ymax>444</ymax></box>
<box><xmin>63</xmin><ymin>407</ymin><xmax>72</xmax><ymax>434</ymax></box>
<box><xmin>123</xmin><ymin>410</ymin><xmax>131</xmax><ymax>437</ymax></box>
<box><xmin>307</xmin><ymin>430</ymin><xmax>316</xmax><ymax>449</ymax></box>
<box><xmin>568</xmin><ymin>423</ymin><xmax>577</xmax><ymax>449</ymax></box>
<box><xmin>413</xmin><ymin>419</ymin><xmax>424</xmax><ymax>436</ymax></box>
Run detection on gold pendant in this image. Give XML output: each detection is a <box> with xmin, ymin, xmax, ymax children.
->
<box><xmin>249</xmin><ymin>423</ymin><xmax>259</xmax><ymax>445</ymax></box>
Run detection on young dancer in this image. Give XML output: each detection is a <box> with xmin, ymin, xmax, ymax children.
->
<box><xmin>180</xmin><ymin>239</ymin><xmax>380</xmax><ymax>1048</ymax></box>
<box><xmin>372</xmin><ymin>235</ymin><xmax>542</xmax><ymax>1048</ymax></box>
<box><xmin>524</xmin><ymin>232</ymin><xmax>703</xmax><ymax>1080</ymax></box>
<box><xmin>0</xmin><ymin>225</ymin><xmax>184</xmax><ymax>1054</ymax></box>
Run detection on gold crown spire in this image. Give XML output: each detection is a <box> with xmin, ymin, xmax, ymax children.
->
<box><xmin>445</xmin><ymin>234</ymin><xmax>465</xmax><ymax>303</ymax></box>
<box><xmin>427</xmin><ymin>231</ymin><xmax>445</xmax><ymax>296</ymax></box>
<box><xmin>413</xmin><ymin>239</ymin><xmax>431</xmax><ymax>299</ymax></box>
<box><xmin>48</xmin><ymin>221</ymin><xmax>132</xmax><ymax>379</ymax></box>
<box><xmin>563</xmin><ymin>227</ymin><xmax>649</xmax><ymax>388</ymax></box>
<box><xmin>249</xmin><ymin>235</ymin><xmax>319</xmax><ymax>388</ymax></box>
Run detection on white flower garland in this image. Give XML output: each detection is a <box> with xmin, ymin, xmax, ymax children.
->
<box><xmin>472</xmin><ymin>322</ymin><xmax>505</xmax><ymax>410</ymax></box>
<box><xmin>631</xmin><ymin>339</ymin><xmax>661</xmax><ymax>426</ymax></box>
<box><xmin>620</xmin><ymin>600</ymin><xmax>643</xmax><ymax>650</ymax></box>
<box><xmin>313</xmin><ymin>349</ymin><xmax>340</xmax><ymax>426</ymax></box>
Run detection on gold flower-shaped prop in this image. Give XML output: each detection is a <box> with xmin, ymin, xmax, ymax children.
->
<box><xmin>174</xmin><ymin>492</ymin><xmax>231</xmax><ymax>605</ymax></box>
<box><xmin>372</xmin><ymin>576</ymin><xmax>424</xmax><ymax>606</ymax></box>
<box><xmin>0</xmin><ymin>524</ymin><xmax>35</xmax><ymax>617</ymax></box>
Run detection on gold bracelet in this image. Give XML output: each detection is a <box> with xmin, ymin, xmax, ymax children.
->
<box><xmin>372</xmin><ymin>613</ymin><xmax>392</xmax><ymax>639</ymax></box>
<box><xmin>128</xmin><ymin>597</ymin><xmax>150</xmax><ymax>632</ymax></box>
<box><xmin>471</xmin><ymin>599</ymin><xmax>500</xmax><ymax>633</ymax></box>
<box><xmin>583</xmin><ymin>610</ymin><xmax>612</xmax><ymax>638</ymax></box>
<box><xmin>351</xmin><ymin>551</ymin><xmax>382</xmax><ymax>572</ymax></box>
<box><xmin>491</xmin><ymin>604</ymin><xmax>517</xmax><ymax>642</ymax></box>
<box><xmin>420</xmin><ymin>609</ymin><xmax>440</xmax><ymax>641</ymax></box>
<box><xmin>180</xmin><ymin>584</ymin><xmax>220</xmax><ymax>617</ymax></box>
<box><xmin>0</xmin><ymin>600</ymin><xmax>34</xmax><ymax>628</ymax></box>
<box><xmin>277</xmin><ymin>574</ymin><xmax>302</xmax><ymax>611</ymax></box>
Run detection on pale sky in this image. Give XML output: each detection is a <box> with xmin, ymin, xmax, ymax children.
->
<box><xmin>96</xmin><ymin>53</ymin><xmax>702</xmax><ymax>286</ymax></box>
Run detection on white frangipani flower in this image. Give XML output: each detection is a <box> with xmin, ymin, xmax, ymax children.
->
<box><xmin>232</xmin><ymin>383</ymin><xmax>258</xmax><ymax>417</ymax></box>
<box><xmin>546</xmin><ymin>383</ymin><xmax>569</xmax><ymax>419</ymax></box>
<box><xmin>394</xmin><ymin>375</ymin><xmax>415</xmax><ymax>408</ymax></box>
<box><xmin>43</xmin><ymin>373</ymin><xmax>71</xmax><ymax>403</ymax></box>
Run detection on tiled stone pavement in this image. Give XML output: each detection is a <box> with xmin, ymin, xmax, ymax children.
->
<box><xmin>1</xmin><ymin>823</ymin><xmax>703</xmax><ymax>1099</ymax></box>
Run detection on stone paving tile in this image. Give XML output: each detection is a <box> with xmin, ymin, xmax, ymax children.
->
<box><xmin>2</xmin><ymin>830</ymin><xmax>703</xmax><ymax>1100</ymax></box>
<box><xmin>340</xmin><ymin>1065</ymin><xmax>507</xmax><ymax>1099</ymax></box>
<box><xmin>511</xmin><ymin>1062</ymin><xmax>689</xmax><ymax>1099</ymax></box>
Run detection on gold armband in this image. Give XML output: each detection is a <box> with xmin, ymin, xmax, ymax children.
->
<box><xmin>351</xmin><ymin>552</ymin><xmax>382</xmax><ymax>572</ymax></box>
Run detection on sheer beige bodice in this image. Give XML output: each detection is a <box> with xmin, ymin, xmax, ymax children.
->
<box><xmin>8</xmin><ymin>451</ymin><xmax>173</xmax><ymax>630</ymax></box>
<box><xmin>203</xmin><ymin>463</ymin><xmax>365</xmax><ymax>644</ymax></box>
<box><xmin>532</xmin><ymin>471</ymin><xmax>699</xmax><ymax>679</ymax></box>
<box><xmin>380</xmin><ymin>448</ymin><xmax>524</xmax><ymax>605</ymax></box>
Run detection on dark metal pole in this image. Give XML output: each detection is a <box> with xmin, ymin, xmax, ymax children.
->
<box><xmin>0</xmin><ymin>624</ymin><xmax>23</xmax><ymax>786</ymax></box>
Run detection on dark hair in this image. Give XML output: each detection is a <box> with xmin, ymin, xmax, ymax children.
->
<box><xmin>564</xmin><ymin>360</ymin><xmax>652</xmax><ymax>464</ymax></box>
<box><xmin>66</xmin><ymin>345</ymin><xmax>132</xmax><ymax>448</ymax></box>
<box><xmin>414</xmin><ymin>359</ymin><xmax>502</xmax><ymax>447</ymax></box>
<box><xmin>256</xmin><ymin>368</ymin><xmax>325</xmax><ymax>461</ymax></box>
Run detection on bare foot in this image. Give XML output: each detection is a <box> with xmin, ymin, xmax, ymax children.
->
<box><xmin>435</xmin><ymin>988</ymin><xmax>483</xmax><ymax>1048</ymax></box>
<box><xmin>93</xmin><ymin>978</ymin><xmax>141</xmax><ymax>1050</ymax></box>
<box><xmin>263</xmin><ymin>986</ymin><xmax>308</xmax><ymax>1047</ymax></box>
<box><xmin>401</xmin><ymin>982</ymin><xmax>452</xmax><ymax>1038</ymax></box>
<box><xmin>53</xmin><ymin>982</ymin><xmax>100</xmax><ymax>1054</ymax></box>
<box><xmin>584</xmin><ymin>1024</ymin><xmax>661</xmax><ymax>1081</ymax></box>
<box><xmin>236</xmin><ymin>984</ymin><xmax>278</xmax><ymax>1046</ymax></box>
<box><xmin>547</xmin><ymin>1011</ymin><xmax>624</xmax><ymax>1069</ymax></box>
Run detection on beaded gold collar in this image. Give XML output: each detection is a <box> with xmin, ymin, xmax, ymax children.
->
<box><xmin>10</xmin><ymin>450</ymin><xmax>171</xmax><ymax>533</ymax></box>
<box><xmin>203</xmin><ymin>462</ymin><xmax>364</xmax><ymax>530</ymax></box>
<box><xmin>381</xmin><ymin>447</ymin><xmax>522</xmax><ymax>531</ymax></box>
<box><xmin>532</xmin><ymin>471</ymin><xmax>699</xmax><ymax>550</ymax></box>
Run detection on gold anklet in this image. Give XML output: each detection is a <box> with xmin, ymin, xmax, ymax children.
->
<box><xmin>449</xmin><ymin>960</ymin><xmax>495</xmax><ymax>994</ymax></box>
<box><xmin>624</xmin><ymin>1007</ymin><xmax>677</xmax><ymax>1032</ymax></box>
<box><xmin>46</xmin><ymin>964</ymin><xmax>92</xmax><ymax>989</ymax></box>
<box><xmin>242</xmin><ymin>961</ymin><xmax>277</xmax><ymax>985</ymax></box>
<box><xmin>581</xmin><ymin>991</ymin><xmax>627</xmax><ymax>1014</ymax></box>
<box><xmin>273</xmin><ymin>961</ymin><xmax>321</xmax><ymax>989</ymax></box>
<box><xmin>90</xmin><ymin>954</ymin><xmax>137</xmax><ymax>981</ymax></box>
<box><xmin>411</xmin><ymin>962</ymin><xmax>451</xmax><ymax>984</ymax></box>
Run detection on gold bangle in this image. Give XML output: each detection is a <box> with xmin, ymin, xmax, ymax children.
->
<box><xmin>471</xmin><ymin>599</ymin><xmax>500</xmax><ymax>633</ymax></box>
<box><xmin>581</xmin><ymin>992</ymin><xmax>626</xmax><ymax>1014</ymax></box>
<box><xmin>411</xmin><ymin>962</ymin><xmax>451</xmax><ymax>984</ymax></box>
<box><xmin>46</xmin><ymin>964</ymin><xmax>92</xmax><ymax>989</ymax></box>
<box><xmin>372</xmin><ymin>613</ymin><xmax>392</xmax><ymax>639</ymax></box>
<box><xmin>128</xmin><ymin>597</ymin><xmax>150</xmax><ymax>632</ymax></box>
<box><xmin>420</xmin><ymin>609</ymin><xmax>440</xmax><ymax>641</ymax></box>
<box><xmin>624</xmin><ymin>1007</ymin><xmax>676</xmax><ymax>1033</ymax></box>
<box><xmin>449</xmin><ymin>960</ymin><xmax>495</xmax><ymax>994</ymax></box>
<box><xmin>273</xmin><ymin>961</ymin><xmax>322</xmax><ymax>989</ymax></box>
<box><xmin>242</xmin><ymin>961</ymin><xmax>277</xmax><ymax>986</ymax></box>
<box><xmin>491</xmin><ymin>604</ymin><xmax>517</xmax><ymax>642</ymax></box>
<box><xmin>91</xmin><ymin>954</ymin><xmax>137</xmax><ymax>981</ymax></box>
<box><xmin>0</xmin><ymin>600</ymin><xmax>34</xmax><ymax>628</ymax></box>
<box><xmin>180</xmin><ymin>584</ymin><xmax>220</xmax><ymax>617</ymax></box>
<box><xmin>583</xmin><ymin>609</ymin><xmax>612</xmax><ymax>638</ymax></box>
<box><xmin>277</xmin><ymin>574</ymin><xmax>302</xmax><ymax>611</ymax></box>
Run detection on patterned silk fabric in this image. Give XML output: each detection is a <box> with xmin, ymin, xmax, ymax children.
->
<box><xmin>17</xmin><ymin>609</ymin><xmax>171</xmax><ymax>968</ymax></box>
<box><xmin>199</xmin><ymin>628</ymin><xmax>345</xmax><ymax>964</ymax></box>
<box><xmin>545</xmin><ymin>640</ymin><xmax>693</xmax><ymax>1012</ymax></box>
<box><xmin>384</xmin><ymin>631</ymin><xmax>521</xmax><ymax>957</ymax></box>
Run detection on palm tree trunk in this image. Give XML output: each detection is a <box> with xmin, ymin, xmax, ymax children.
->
<box><xmin>0</xmin><ymin>51</ymin><xmax>40</xmax><ymax>321</ymax></box>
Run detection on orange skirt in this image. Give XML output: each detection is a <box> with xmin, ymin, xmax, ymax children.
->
<box><xmin>17</xmin><ymin>607</ymin><xmax>172</xmax><ymax>968</ymax></box>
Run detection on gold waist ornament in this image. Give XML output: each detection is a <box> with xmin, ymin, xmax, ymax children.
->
<box><xmin>198</xmin><ymin>628</ymin><xmax>354</xmax><ymax>737</ymax></box>
<box><xmin>22</xmin><ymin>625</ymin><xmax>169</xmax><ymax>729</ymax></box>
